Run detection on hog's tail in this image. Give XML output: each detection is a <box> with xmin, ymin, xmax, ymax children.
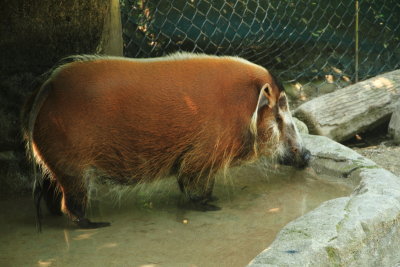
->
<box><xmin>21</xmin><ymin>55</ymin><xmax>99</xmax><ymax>232</ymax></box>
<box><xmin>21</xmin><ymin>71</ymin><xmax>54</xmax><ymax>232</ymax></box>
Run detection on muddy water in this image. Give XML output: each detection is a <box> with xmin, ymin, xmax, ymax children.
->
<box><xmin>0</xmin><ymin>163</ymin><xmax>352</xmax><ymax>267</ymax></box>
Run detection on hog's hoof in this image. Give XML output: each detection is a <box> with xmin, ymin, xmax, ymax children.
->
<box><xmin>198</xmin><ymin>202</ymin><xmax>221</xmax><ymax>212</ymax></box>
<box><xmin>207</xmin><ymin>196</ymin><xmax>219</xmax><ymax>202</ymax></box>
<box><xmin>182</xmin><ymin>198</ymin><xmax>221</xmax><ymax>212</ymax></box>
<box><xmin>75</xmin><ymin>218</ymin><xmax>111</xmax><ymax>229</ymax></box>
<box><xmin>181</xmin><ymin>202</ymin><xmax>221</xmax><ymax>212</ymax></box>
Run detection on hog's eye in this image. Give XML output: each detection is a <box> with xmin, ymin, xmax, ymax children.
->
<box><xmin>276</xmin><ymin>115</ymin><xmax>283</xmax><ymax>124</ymax></box>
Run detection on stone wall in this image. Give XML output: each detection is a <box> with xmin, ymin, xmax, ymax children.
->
<box><xmin>249</xmin><ymin>135</ymin><xmax>400</xmax><ymax>266</ymax></box>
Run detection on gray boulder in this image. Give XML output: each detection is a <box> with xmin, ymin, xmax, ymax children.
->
<box><xmin>293</xmin><ymin>117</ymin><xmax>309</xmax><ymax>134</ymax></box>
<box><xmin>388</xmin><ymin>101</ymin><xmax>400</xmax><ymax>144</ymax></box>
<box><xmin>248</xmin><ymin>134</ymin><xmax>400</xmax><ymax>267</ymax></box>
<box><xmin>294</xmin><ymin>70</ymin><xmax>400</xmax><ymax>142</ymax></box>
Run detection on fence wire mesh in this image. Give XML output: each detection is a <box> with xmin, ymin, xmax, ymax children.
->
<box><xmin>120</xmin><ymin>0</ymin><xmax>400</xmax><ymax>100</ymax></box>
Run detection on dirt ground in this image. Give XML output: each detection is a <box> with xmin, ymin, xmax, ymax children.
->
<box><xmin>343</xmin><ymin>126</ymin><xmax>400</xmax><ymax>177</ymax></box>
<box><xmin>352</xmin><ymin>144</ymin><xmax>400</xmax><ymax>177</ymax></box>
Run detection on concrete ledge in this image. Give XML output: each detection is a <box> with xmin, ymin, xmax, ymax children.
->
<box><xmin>248</xmin><ymin>134</ymin><xmax>400</xmax><ymax>266</ymax></box>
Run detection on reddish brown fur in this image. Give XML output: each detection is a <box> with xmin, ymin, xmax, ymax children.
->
<box><xmin>22</xmin><ymin>53</ymin><xmax>287</xmax><ymax>227</ymax></box>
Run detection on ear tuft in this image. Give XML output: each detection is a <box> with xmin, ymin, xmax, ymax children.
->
<box><xmin>250</xmin><ymin>83</ymin><xmax>273</xmax><ymax>136</ymax></box>
<box><xmin>264</xmin><ymin>83</ymin><xmax>272</xmax><ymax>97</ymax></box>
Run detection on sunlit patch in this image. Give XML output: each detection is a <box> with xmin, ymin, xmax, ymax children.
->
<box><xmin>331</xmin><ymin>66</ymin><xmax>343</xmax><ymax>74</ymax></box>
<box><xmin>325</xmin><ymin>74</ymin><xmax>334</xmax><ymax>83</ymax></box>
<box><xmin>64</xmin><ymin>229</ymin><xmax>70</xmax><ymax>250</ymax></box>
<box><xmin>73</xmin><ymin>231</ymin><xmax>97</xmax><ymax>240</ymax></box>
<box><xmin>183</xmin><ymin>95</ymin><xmax>199</xmax><ymax>114</ymax></box>
<box><xmin>371</xmin><ymin>77</ymin><xmax>393</xmax><ymax>89</ymax></box>
<box><xmin>342</xmin><ymin>76</ymin><xmax>351</xmax><ymax>82</ymax></box>
<box><xmin>38</xmin><ymin>259</ymin><xmax>56</xmax><ymax>267</ymax></box>
<box><xmin>294</xmin><ymin>82</ymin><xmax>302</xmax><ymax>91</ymax></box>
<box><xmin>300</xmin><ymin>94</ymin><xmax>307</xmax><ymax>101</ymax></box>
<box><xmin>97</xmin><ymin>242</ymin><xmax>118</xmax><ymax>250</ymax></box>
<box><xmin>267</xmin><ymin>207</ymin><xmax>280</xmax><ymax>213</ymax></box>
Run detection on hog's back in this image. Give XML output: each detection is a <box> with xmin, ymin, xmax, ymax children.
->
<box><xmin>34</xmin><ymin>57</ymin><xmax>261</xmax><ymax>180</ymax></box>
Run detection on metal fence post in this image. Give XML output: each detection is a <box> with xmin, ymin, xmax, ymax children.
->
<box><xmin>355</xmin><ymin>0</ymin><xmax>360</xmax><ymax>83</ymax></box>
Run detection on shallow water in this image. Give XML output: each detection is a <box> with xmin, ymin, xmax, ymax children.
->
<box><xmin>0</xmin><ymin>163</ymin><xmax>352</xmax><ymax>267</ymax></box>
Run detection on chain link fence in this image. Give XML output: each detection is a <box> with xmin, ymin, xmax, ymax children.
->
<box><xmin>120</xmin><ymin>0</ymin><xmax>400</xmax><ymax>100</ymax></box>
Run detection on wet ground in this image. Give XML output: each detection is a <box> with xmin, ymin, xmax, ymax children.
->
<box><xmin>0</xmin><ymin>162</ymin><xmax>352</xmax><ymax>267</ymax></box>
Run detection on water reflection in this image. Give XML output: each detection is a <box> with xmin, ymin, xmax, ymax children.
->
<box><xmin>0</xmin><ymin>162</ymin><xmax>352</xmax><ymax>267</ymax></box>
<box><xmin>63</xmin><ymin>229</ymin><xmax>70</xmax><ymax>250</ymax></box>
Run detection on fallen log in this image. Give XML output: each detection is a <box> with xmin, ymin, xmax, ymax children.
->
<box><xmin>294</xmin><ymin>69</ymin><xmax>400</xmax><ymax>142</ymax></box>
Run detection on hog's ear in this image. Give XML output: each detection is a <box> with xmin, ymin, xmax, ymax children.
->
<box><xmin>250</xmin><ymin>83</ymin><xmax>274</xmax><ymax>135</ymax></box>
<box><xmin>257</xmin><ymin>83</ymin><xmax>275</xmax><ymax>113</ymax></box>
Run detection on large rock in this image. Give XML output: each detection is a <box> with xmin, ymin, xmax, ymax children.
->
<box><xmin>294</xmin><ymin>70</ymin><xmax>400</xmax><ymax>142</ymax></box>
<box><xmin>293</xmin><ymin>117</ymin><xmax>309</xmax><ymax>134</ymax></box>
<box><xmin>248</xmin><ymin>134</ymin><xmax>400</xmax><ymax>267</ymax></box>
<box><xmin>389</xmin><ymin>101</ymin><xmax>400</xmax><ymax>144</ymax></box>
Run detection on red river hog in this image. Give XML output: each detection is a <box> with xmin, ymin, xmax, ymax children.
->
<box><xmin>21</xmin><ymin>53</ymin><xmax>310</xmax><ymax>230</ymax></box>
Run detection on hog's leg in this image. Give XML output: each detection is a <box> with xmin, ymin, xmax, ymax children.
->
<box><xmin>33</xmin><ymin>176</ymin><xmax>63</xmax><ymax>232</ymax></box>
<box><xmin>33</xmin><ymin>178</ymin><xmax>44</xmax><ymax>232</ymax></box>
<box><xmin>42</xmin><ymin>177</ymin><xmax>63</xmax><ymax>216</ymax></box>
<box><xmin>55</xmin><ymin>173</ymin><xmax>110</xmax><ymax>229</ymax></box>
<box><xmin>177</xmin><ymin>173</ymin><xmax>220</xmax><ymax>211</ymax></box>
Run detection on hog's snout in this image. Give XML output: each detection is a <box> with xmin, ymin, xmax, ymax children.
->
<box><xmin>278</xmin><ymin>148</ymin><xmax>311</xmax><ymax>169</ymax></box>
<box><xmin>299</xmin><ymin>149</ymin><xmax>311</xmax><ymax>168</ymax></box>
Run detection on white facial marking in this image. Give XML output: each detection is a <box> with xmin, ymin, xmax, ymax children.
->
<box><xmin>281</xmin><ymin>110</ymin><xmax>292</xmax><ymax>125</ymax></box>
<box><xmin>277</xmin><ymin>95</ymin><xmax>303</xmax><ymax>149</ymax></box>
<box><xmin>271</xmin><ymin>121</ymin><xmax>280</xmax><ymax>138</ymax></box>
